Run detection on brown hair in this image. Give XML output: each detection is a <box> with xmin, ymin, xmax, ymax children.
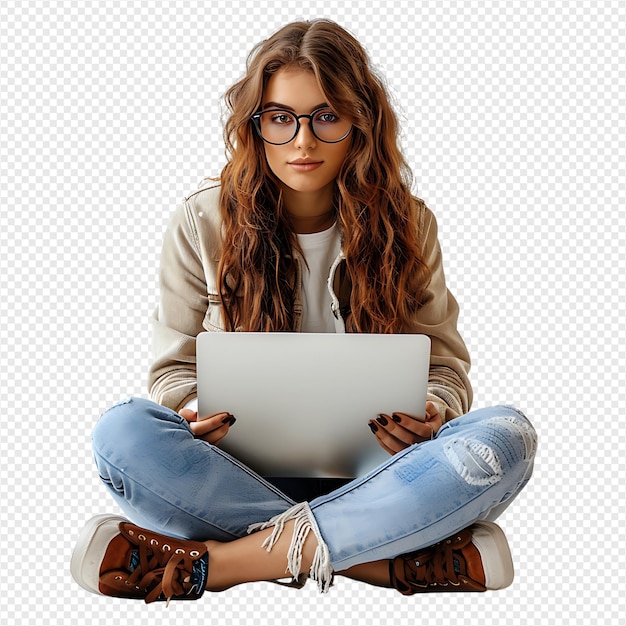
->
<box><xmin>218</xmin><ymin>19</ymin><xmax>431</xmax><ymax>332</ymax></box>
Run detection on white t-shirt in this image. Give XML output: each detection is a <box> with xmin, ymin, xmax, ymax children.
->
<box><xmin>296</xmin><ymin>222</ymin><xmax>341</xmax><ymax>333</ymax></box>
<box><xmin>184</xmin><ymin>224</ymin><xmax>341</xmax><ymax>413</ymax></box>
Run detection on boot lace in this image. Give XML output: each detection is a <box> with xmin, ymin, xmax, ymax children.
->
<box><xmin>124</xmin><ymin>531</ymin><xmax>202</xmax><ymax>604</ymax></box>
<box><xmin>399</xmin><ymin>530</ymin><xmax>471</xmax><ymax>590</ymax></box>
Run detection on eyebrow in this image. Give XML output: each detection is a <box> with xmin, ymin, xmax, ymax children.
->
<box><xmin>262</xmin><ymin>101</ymin><xmax>329</xmax><ymax>112</ymax></box>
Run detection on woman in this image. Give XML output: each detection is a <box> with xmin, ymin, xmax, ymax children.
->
<box><xmin>71</xmin><ymin>19</ymin><xmax>537</xmax><ymax>603</ymax></box>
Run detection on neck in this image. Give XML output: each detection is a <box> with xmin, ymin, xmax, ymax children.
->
<box><xmin>281</xmin><ymin>183</ymin><xmax>336</xmax><ymax>234</ymax></box>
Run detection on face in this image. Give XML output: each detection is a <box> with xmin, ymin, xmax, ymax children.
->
<box><xmin>259</xmin><ymin>68</ymin><xmax>352</xmax><ymax>230</ymax></box>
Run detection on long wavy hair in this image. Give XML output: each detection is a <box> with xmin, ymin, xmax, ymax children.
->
<box><xmin>218</xmin><ymin>19</ymin><xmax>432</xmax><ymax>332</ymax></box>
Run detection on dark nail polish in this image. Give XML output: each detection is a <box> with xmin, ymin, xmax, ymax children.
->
<box><xmin>228</xmin><ymin>416</ymin><xmax>237</xmax><ymax>426</ymax></box>
<box><xmin>368</xmin><ymin>421</ymin><xmax>378</xmax><ymax>433</ymax></box>
<box><xmin>221</xmin><ymin>414</ymin><xmax>234</xmax><ymax>424</ymax></box>
<box><xmin>392</xmin><ymin>414</ymin><xmax>402</xmax><ymax>423</ymax></box>
<box><xmin>376</xmin><ymin>414</ymin><xmax>388</xmax><ymax>426</ymax></box>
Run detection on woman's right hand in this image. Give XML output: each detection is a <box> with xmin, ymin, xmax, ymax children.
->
<box><xmin>179</xmin><ymin>409</ymin><xmax>236</xmax><ymax>446</ymax></box>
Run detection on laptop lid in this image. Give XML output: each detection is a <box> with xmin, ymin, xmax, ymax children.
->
<box><xmin>197</xmin><ymin>332</ymin><xmax>430</xmax><ymax>478</ymax></box>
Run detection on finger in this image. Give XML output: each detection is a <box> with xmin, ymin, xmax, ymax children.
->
<box><xmin>375</xmin><ymin>413</ymin><xmax>430</xmax><ymax>444</ymax></box>
<box><xmin>392</xmin><ymin>411</ymin><xmax>426</xmax><ymax>423</ymax></box>
<box><xmin>195</xmin><ymin>418</ymin><xmax>236</xmax><ymax>444</ymax></box>
<box><xmin>197</xmin><ymin>410</ymin><xmax>232</xmax><ymax>422</ymax></box>
<box><xmin>179</xmin><ymin>408</ymin><xmax>198</xmax><ymax>422</ymax></box>
<box><xmin>372</xmin><ymin>431</ymin><xmax>404</xmax><ymax>455</ymax></box>
<box><xmin>210</xmin><ymin>433</ymin><xmax>228</xmax><ymax>447</ymax></box>
<box><xmin>375</xmin><ymin>436</ymin><xmax>399</xmax><ymax>456</ymax></box>
<box><xmin>391</xmin><ymin>412</ymin><xmax>437</xmax><ymax>440</ymax></box>
<box><xmin>198</xmin><ymin>426</ymin><xmax>228</xmax><ymax>445</ymax></box>
<box><xmin>369</xmin><ymin>419</ymin><xmax>411</xmax><ymax>454</ymax></box>
<box><xmin>424</xmin><ymin>401</ymin><xmax>441</xmax><ymax>421</ymax></box>
<box><xmin>374</xmin><ymin>414</ymin><xmax>420</xmax><ymax>446</ymax></box>
<box><xmin>189</xmin><ymin>412</ymin><xmax>235</xmax><ymax>437</ymax></box>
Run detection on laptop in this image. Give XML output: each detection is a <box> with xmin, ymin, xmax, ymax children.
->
<box><xmin>196</xmin><ymin>332</ymin><xmax>430</xmax><ymax>478</ymax></box>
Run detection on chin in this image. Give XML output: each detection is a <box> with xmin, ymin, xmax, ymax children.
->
<box><xmin>281</xmin><ymin>175</ymin><xmax>335</xmax><ymax>195</ymax></box>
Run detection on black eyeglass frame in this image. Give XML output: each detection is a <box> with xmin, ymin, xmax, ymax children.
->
<box><xmin>251</xmin><ymin>107</ymin><xmax>353</xmax><ymax>145</ymax></box>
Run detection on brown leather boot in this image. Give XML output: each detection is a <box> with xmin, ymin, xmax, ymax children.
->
<box><xmin>71</xmin><ymin>515</ymin><xmax>209</xmax><ymax>604</ymax></box>
<box><xmin>389</xmin><ymin>521</ymin><xmax>514</xmax><ymax>594</ymax></box>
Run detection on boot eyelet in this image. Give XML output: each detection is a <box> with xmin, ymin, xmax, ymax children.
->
<box><xmin>138</xmin><ymin>534</ymin><xmax>146</xmax><ymax>541</ymax></box>
<box><xmin>151</xmin><ymin>539</ymin><xmax>159</xmax><ymax>546</ymax></box>
<box><xmin>162</xmin><ymin>544</ymin><xmax>171</xmax><ymax>551</ymax></box>
<box><xmin>190</xmin><ymin>550</ymin><xmax>199</xmax><ymax>557</ymax></box>
<box><xmin>175</xmin><ymin>548</ymin><xmax>185</xmax><ymax>554</ymax></box>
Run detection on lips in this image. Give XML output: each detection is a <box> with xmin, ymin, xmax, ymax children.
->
<box><xmin>288</xmin><ymin>159</ymin><xmax>323</xmax><ymax>172</ymax></box>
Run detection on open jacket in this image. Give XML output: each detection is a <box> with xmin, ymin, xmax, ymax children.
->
<box><xmin>148</xmin><ymin>180</ymin><xmax>473</xmax><ymax>423</ymax></box>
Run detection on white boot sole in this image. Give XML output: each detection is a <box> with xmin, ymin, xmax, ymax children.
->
<box><xmin>470</xmin><ymin>521</ymin><xmax>515</xmax><ymax>589</ymax></box>
<box><xmin>70</xmin><ymin>514</ymin><xmax>129</xmax><ymax>595</ymax></box>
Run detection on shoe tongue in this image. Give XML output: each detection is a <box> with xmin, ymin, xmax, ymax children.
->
<box><xmin>453</xmin><ymin>556</ymin><xmax>461</xmax><ymax>575</ymax></box>
<box><xmin>188</xmin><ymin>553</ymin><xmax>209</xmax><ymax>593</ymax></box>
<box><xmin>128</xmin><ymin>549</ymin><xmax>140</xmax><ymax>573</ymax></box>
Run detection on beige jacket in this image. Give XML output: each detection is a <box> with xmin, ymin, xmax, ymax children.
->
<box><xmin>148</xmin><ymin>181</ymin><xmax>473</xmax><ymax>422</ymax></box>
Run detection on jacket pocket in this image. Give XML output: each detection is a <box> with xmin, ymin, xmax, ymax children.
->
<box><xmin>202</xmin><ymin>292</ymin><xmax>225</xmax><ymax>332</ymax></box>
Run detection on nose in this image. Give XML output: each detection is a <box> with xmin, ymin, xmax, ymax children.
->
<box><xmin>293</xmin><ymin>117</ymin><xmax>317</xmax><ymax>149</ymax></box>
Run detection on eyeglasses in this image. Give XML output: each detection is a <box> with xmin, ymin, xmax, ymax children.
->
<box><xmin>251</xmin><ymin>107</ymin><xmax>353</xmax><ymax>145</ymax></box>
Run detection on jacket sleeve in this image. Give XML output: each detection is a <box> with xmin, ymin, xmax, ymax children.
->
<box><xmin>414</xmin><ymin>203</ymin><xmax>473</xmax><ymax>422</ymax></box>
<box><xmin>147</xmin><ymin>201</ymin><xmax>208</xmax><ymax>411</ymax></box>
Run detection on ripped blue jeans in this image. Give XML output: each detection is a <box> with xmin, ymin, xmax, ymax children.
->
<box><xmin>92</xmin><ymin>398</ymin><xmax>536</xmax><ymax>574</ymax></box>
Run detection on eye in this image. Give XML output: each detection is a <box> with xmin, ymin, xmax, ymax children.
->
<box><xmin>268</xmin><ymin>111</ymin><xmax>295</xmax><ymax>125</ymax></box>
<box><xmin>314</xmin><ymin>110</ymin><xmax>340</xmax><ymax>124</ymax></box>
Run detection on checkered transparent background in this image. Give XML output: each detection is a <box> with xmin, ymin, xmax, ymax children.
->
<box><xmin>1</xmin><ymin>0</ymin><xmax>624</xmax><ymax>624</ymax></box>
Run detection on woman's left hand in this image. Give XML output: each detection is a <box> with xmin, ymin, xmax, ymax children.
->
<box><xmin>369</xmin><ymin>401</ymin><xmax>444</xmax><ymax>455</ymax></box>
